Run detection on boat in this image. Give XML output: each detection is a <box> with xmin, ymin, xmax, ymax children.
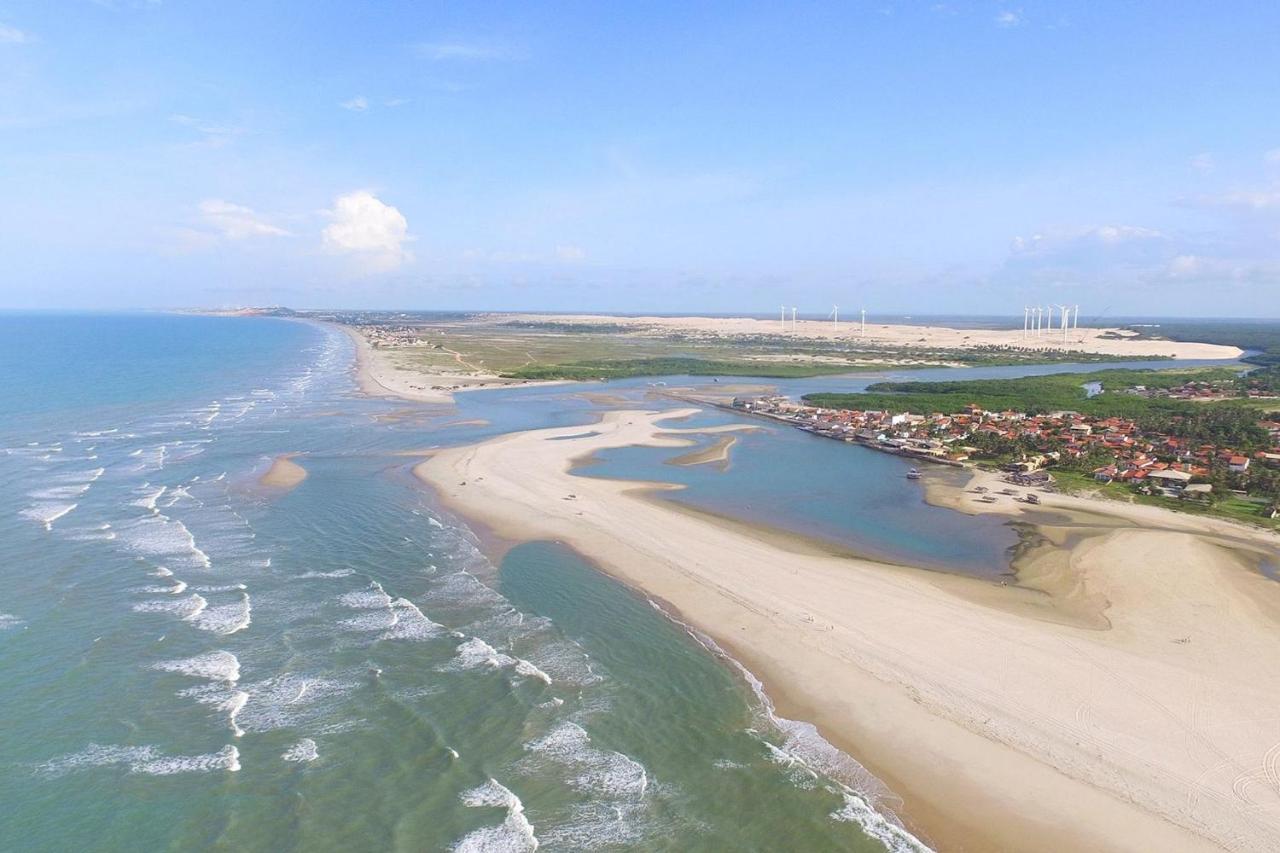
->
<box><xmin>906</xmin><ymin>468</ymin><xmax>921</xmax><ymax>480</ymax></box>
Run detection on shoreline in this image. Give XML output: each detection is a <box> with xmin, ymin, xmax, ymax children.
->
<box><xmin>413</xmin><ymin>407</ymin><xmax>1280</xmax><ymax>852</ymax></box>
<box><xmin>335</xmin><ymin>322</ymin><xmax>570</xmax><ymax>405</ymax></box>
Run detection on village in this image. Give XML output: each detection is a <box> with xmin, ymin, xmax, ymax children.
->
<box><xmin>728</xmin><ymin>393</ymin><xmax>1280</xmax><ymax>510</ymax></box>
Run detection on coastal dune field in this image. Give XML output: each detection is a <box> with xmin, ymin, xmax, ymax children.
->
<box><xmin>416</xmin><ymin>407</ymin><xmax>1280</xmax><ymax>852</ymax></box>
<box><xmin>483</xmin><ymin>313</ymin><xmax>1246</xmax><ymax>361</ymax></box>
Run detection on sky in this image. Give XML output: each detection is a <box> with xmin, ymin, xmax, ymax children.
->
<box><xmin>1</xmin><ymin>1</ymin><xmax>1278</xmax><ymax>317</ymax></box>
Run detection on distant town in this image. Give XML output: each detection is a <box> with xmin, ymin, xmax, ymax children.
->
<box><xmin>728</xmin><ymin>392</ymin><xmax>1280</xmax><ymax>517</ymax></box>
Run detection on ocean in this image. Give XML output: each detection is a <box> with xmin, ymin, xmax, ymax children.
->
<box><xmin>0</xmin><ymin>313</ymin><xmax>928</xmax><ymax>852</ymax></box>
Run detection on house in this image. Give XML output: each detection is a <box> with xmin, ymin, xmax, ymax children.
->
<box><xmin>1228</xmin><ymin>455</ymin><xmax>1250</xmax><ymax>473</ymax></box>
<box><xmin>1147</xmin><ymin>469</ymin><xmax>1193</xmax><ymax>494</ymax></box>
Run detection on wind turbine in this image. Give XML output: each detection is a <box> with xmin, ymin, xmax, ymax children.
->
<box><xmin>1023</xmin><ymin>306</ymin><xmax>1030</xmax><ymax>339</ymax></box>
<box><xmin>829</xmin><ymin>305</ymin><xmax>839</xmax><ymax>333</ymax></box>
<box><xmin>1073</xmin><ymin>305</ymin><xmax>1080</xmax><ymax>331</ymax></box>
<box><xmin>860</xmin><ymin>307</ymin><xmax>866</xmax><ymax>337</ymax></box>
<box><xmin>791</xmin><ymin>307</ymin><xmax>798</xmax><ymax>332</ymax></box>
<box><xmin>1058</xmin><ymin>304</ymin><xmax>1071</xmax><ymax>341</ymax></box>
<box><xmin>780</xmin><ymin>305</ymin><xmax>787</xmax><ymax>331</ymax></box>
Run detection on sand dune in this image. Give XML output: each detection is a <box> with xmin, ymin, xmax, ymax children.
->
<box><xmin>484</xmin><ymin>313</ymin><xmax>1245</xmax><ymax>361</ymax></box>
<box><xmin>415</xmin><ymin>408</ymin><xmax>1280</xmax><ymax>852</ymax></box>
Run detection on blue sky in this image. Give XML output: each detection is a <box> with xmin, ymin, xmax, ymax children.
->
<box><xmin>2</xmin><ymin>1</ymin><xmax>1278</xmax><ymax>316</ymax></box>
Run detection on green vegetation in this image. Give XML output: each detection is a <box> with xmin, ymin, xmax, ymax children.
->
<box><xmin>502</xmin><ymin>357</ymin><xmax>866</xmax><ymax>381</ymax></box>
<box><xmin>1051</xmin><ymin>470</ymin><xmax>1280</xmax><ymax>530</ymax></box>
<box><xmin>803</xmin><ymin>367</ymin><xmax>1249</xmax><ymax>418</ymax></box>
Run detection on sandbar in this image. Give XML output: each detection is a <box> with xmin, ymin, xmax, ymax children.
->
<box><xmin>260</xmin><ymin>454</ymin><xmax>307</xmax><ymax>491</ymax></box>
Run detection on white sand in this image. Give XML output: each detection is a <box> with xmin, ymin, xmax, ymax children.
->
<box><xmin>485</xmin><ymin>313</ymin><xmax>1245</xmax><ymax>361</ymax></box>
<box><xmin>415</xmin><ymin>408</ymin><xmax>1280</xmax><ymax>852</ymax></box>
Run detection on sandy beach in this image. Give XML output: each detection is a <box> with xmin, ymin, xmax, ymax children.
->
<box><xmin>339</xmin><ymin>324</ymin><xmax>565</xmax><ymax>404</ymax></box>
<box><xmin>487</xmin><ymin>312</ymin><xmax>1245</xmax><ymax>361</ymax></box>
<box><xmin>259</xmin><ymin>454</ymin><xmax>307</xmax><ymax>490</ymax></box>
<box><xmin>415</xmin><ymin>408</ymin><xmax>1280</xmax><ymax>852</ymax></box>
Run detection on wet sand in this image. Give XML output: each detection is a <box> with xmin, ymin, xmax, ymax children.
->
<box><xmin>415</xmin><ymin>407</ymin><xmax>1280</xmax><ymax>852</ymax></box>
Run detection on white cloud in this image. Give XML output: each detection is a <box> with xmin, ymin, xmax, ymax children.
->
<box><xmin>199</xmin><ymin>199</ymin><xmax>290</xmax><ymax>239</ymax></box>
<box><xmin>1011</xmin><ymin>225</ymin><xmax>1165</xmax><ymax>255</ymax></box>
<box><xmin>995</xmin><ymin>9</ymin><xmax>1023</xmax><ymax>27</ymax></box>
<box><xmin>322</xmin><ymin>191</ymin><xmax>412</xmax><ymax>269</ymax></box>
<box><xmin>0</xmin><ymin>24</ymin><xmax>31</xmax><ymax>44</ymax></box>
<box><xmin>417</xmin><ymin>41</ymin><xmax>515</xmax><ymax>61</ymax></box>
<box><xmin>555</xmin><ymin>245</ymin><xmax>587</xmax><ymax>262</ymax></box>
<box><xmin>1190</xmin><ymin>152</ymin><xmax>1215</xmax><ymax>173</ymax></box>
<box><xmin>383</xmin><ymin>97</ymin><xmax>410</xmax><ymax>108</ymax></box>
<box><xmin>340</xmin><ymin>96</ymin><xmax>368</xmax><ymax>112</ymax></box>
<box><xmin>1266</xmin><ymin>148</ymin><xmax>1280</xmax><ymax>164</ymax></box>
<box><xmin>1185</xmin><ymin>188</ymin><xmax>1280</xmax><ymax>211</ymax></box>
<box><xmin>170</xmin><ymin>114</ymin><xmax>246</xmax><ymax>148</ymax></box>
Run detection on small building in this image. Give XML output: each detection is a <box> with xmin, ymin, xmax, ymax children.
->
<box><xmin>1228</xmin><ymin>455</ymin><xmax>1250</xmax><ymax>473</ymax></box>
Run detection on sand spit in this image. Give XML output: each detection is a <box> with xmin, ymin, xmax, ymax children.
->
<box><xmin>665</xmin><ymin>434</ymin><xmax>740</xmax><ymax>468</ymax></box>
<box><xmin>415</xmin><ymin>407</ymin><xmax>1280</xmax><ymax>852</ymax></box>
<box><xmin>260</xmin><ymin>454</ymin><xmax>307</xmax><ymax>491</ymax></box>
<box><xmin>339</xmin><ymin>324</ymin><xmax>565</xmax><ymax>405</ymax></box>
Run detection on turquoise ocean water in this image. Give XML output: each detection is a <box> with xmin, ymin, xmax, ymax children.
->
<box><xmin>0</xmin><ymin>314</ymin><xmax>1229</xmax><ymax>852</ymax></box>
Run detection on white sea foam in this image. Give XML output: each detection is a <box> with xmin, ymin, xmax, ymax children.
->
<box><xmin>338</xmin><ymin>582</ymin><xmax>393</xmax><ymax>609</ymax></box>
<box><xmin>137</xmin><ymin>581</ymin><xmax>188</xmax><ymax>595</ymax></box>
<box><xmin>121</xmin><ymin>515</ymin><xmax>211</xmax><ymax>569</ymax></box>
<box><xmin>454</xmin><ymin>779</ymin><xmax>539</xmax><ymax>852</ymax></box>
<box><xmin>0</xmin><ymin>613</ymin><xmax>26</xmax><ymax>631</ymax></box>
<box><xmin>282</xmin><ymin>738</ymin><xmax>319</xmax><ymax>763</ymax></box>
<box><xmin>524</xmin><ymin>722</ymin><xmax>648</xmax><ymax>799</ymax></box>
<box><xmin>132</xmin><ymin>593</ymin><xmax>207</xmax><ymax>620</ymax></box>
<box><xmin>291</xmin><ymin>568</ymin><xmax>355</xmax><ymax>579</ymax></box>
<box><xmin>36</xmin><ymin>743</ymin><xmax>239</xmax><ymax>777</ymax></box>
<box><xmin>233</xmin><ymin>674</ymin><xmax>354</xmax><ymax>733</ymax></box>
<box><xmin>21</xmin><ymin>502</ymin><xmax>77</xmax><ymax>530</ymax></box>
<box><xmin>191</xmin><ymin>592</ymin><xmax>252</xmax><ymax>635</ymax></box>
<box><xmin>151</xmin><ymin>650</ymin><xmax>241</xmax><ymax>683</ymax></box>
<box><xmin>380</xmin><ymin>598</ymin><xmax>445</xmax><ymax>641</ymax></box>
<box><xmin>133</xmin><ymin>485</ymin><xmax>166</xmax><ymax>512</ymax></box>
<box><xmin>513</xmin><ymin>659</ymin><xmax>552</xmax><ymax>685</ymax></box>
<box><xmin>134</xmin><ymin>744</ymin><xmax>240</xmax><ymax>775</ymax></box>
<box><xmin>450</xmin><ymin>637</ymin><xmax>512</xmax><ymax>670</ymax></box>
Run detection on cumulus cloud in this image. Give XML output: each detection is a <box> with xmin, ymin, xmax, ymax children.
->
<box><xmin>199</xmin><ymin>199</ymin><xmax>289</xmax><ymax>239</ymax></box>
<box><xmin>322</xmin><ymin>191</ymin><xmax>412</xmax><ymax>270</ymax></box>
<box><xmin>0</xmin><ymin>23</ymin><xmax>30</xmax><ymax>43</ymax></box>
<box><xmin>340</xmin><ymin>96</ymin><xmax>368</xmax><ymax>112</ymax></box>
